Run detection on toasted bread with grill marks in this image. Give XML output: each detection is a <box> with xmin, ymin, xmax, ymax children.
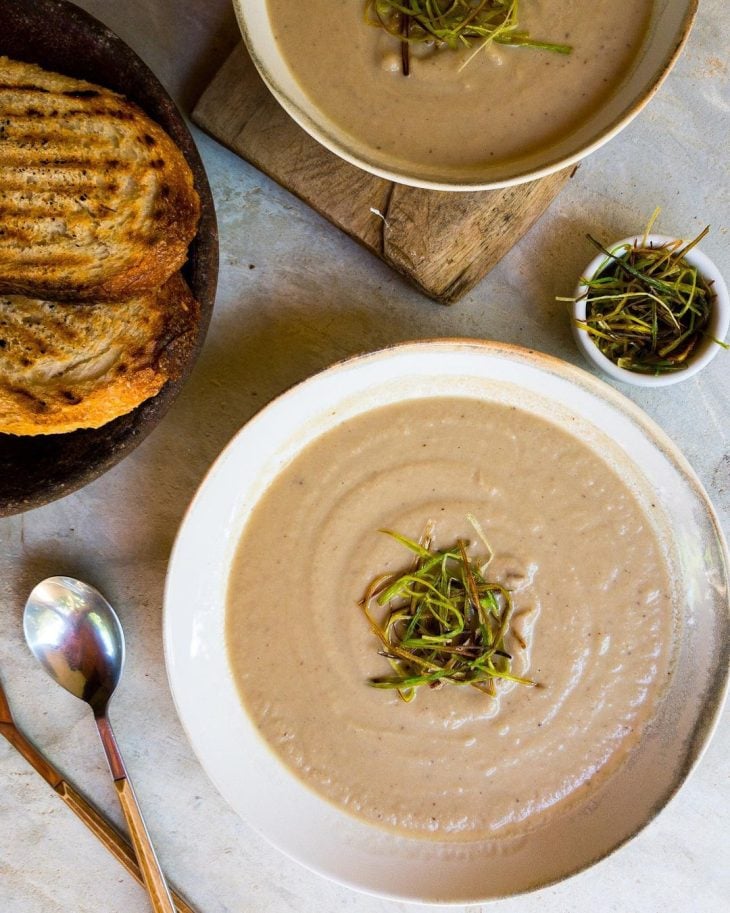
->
<box><xmin>0</xmin><ymin>56</ymin><xmax>200</xmax><ymax>301</ymax></box>
<box><xmin>0</xmin><ymin>272</ymin><xmax>199</xmax><ymax>435</ymax></box>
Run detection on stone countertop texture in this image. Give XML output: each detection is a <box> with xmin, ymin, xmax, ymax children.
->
<box><xmin>0</xmin><ymin>1</ymin><xmax>728</xmax><ymax>911</ymax></box>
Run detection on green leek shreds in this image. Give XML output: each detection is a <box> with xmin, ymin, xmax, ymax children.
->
<box><xmin>364</xmin><ymin>1</ymin><xmax>571</xmax><ymax>76</ymax></box>
<box><xmin>359</xmin><ymin>520</ymin><xmax>536</xmax><ymax>703</ymax></box>
<box><xmin>563</xmin><ymin>216</ymin><xmax>726</xmax><ymax>375</ymax></box>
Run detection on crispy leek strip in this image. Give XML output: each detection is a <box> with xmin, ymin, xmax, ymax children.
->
<box><xmin>364</xmin><ymin>1</ymin><xmax>571</xmax><ymax>76</ymax></box>
<box><xmin>359</xmin><ymin>521</ymin><xmax>536</xmax><ymax>702</ymax></box>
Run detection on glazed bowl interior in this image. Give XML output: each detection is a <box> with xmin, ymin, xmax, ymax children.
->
<box><xmin>165</xmin><ymin>341</ymin><xmax>729</xmax><ymax>903</ymax></box>
<box><xmin>233</xmin><ymin>0</ymin><xmax>697</xmax><ymax>190</ymax></box>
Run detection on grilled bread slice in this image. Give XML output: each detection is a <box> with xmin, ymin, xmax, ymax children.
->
<box><xmin>0</xmin><ymin>56</ymin><xmax>200</xmax><ymax>301</ymax></box>
<box><xmin>0</xmin><ymin>272</ymin><xmax>199</xmax><ymax>435</ymax></box>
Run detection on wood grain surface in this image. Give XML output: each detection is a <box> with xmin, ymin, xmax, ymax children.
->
<box><xmin>192</xmin><ymin>44</ymin><xmax>575</xmax><ymax>304</ymax></box>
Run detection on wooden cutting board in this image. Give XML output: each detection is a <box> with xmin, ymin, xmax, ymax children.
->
<box><xmin>192</xmin><ymin>44</ymin><xmax>576</xmax><ymax>304</ymax></box>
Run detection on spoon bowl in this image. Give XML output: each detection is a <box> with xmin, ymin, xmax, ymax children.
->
<box><xmin>24</xmin><ymin>576</ymin><xmax>124</xmax><ymax>713</ymax></box>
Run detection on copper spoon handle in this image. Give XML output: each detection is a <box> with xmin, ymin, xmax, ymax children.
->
<box><xmin>96</xmin><ymin>715</ymin><xmax>177</xmax><ymax>913</ymax></box>
<box><xmin>0</xmin><ymin>683</ymin><xmax>194</xmax><ymax>913</ymax></box>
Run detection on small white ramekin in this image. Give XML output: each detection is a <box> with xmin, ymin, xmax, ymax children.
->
<box><xmin>571</xmin><ymin>234</ymin><xmax>730</xmax><ymax>387</ymax></box>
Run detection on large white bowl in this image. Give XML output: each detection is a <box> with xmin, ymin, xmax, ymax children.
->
<box><xmin>232</xmin><ymin>1</ymin><xmax>697</xmax><ymax>190</ymax></box>
<box><xmin>164</xmin><ymin>341</ymin><xmax>729</xmax><ymax>903</ymax></box>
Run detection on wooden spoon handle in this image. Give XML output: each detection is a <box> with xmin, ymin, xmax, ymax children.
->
<box><xmin>113</xmin><ymin>776</ymin><xmax>177</xmax><ymax>913</ymax></box>
<box><xmin>58</xmin><ymin>781</ymin><xmax>196</xmax><ymax>913</ymax></box>
<box><xmin>96</xmin><ymin>716</ymin><xmax>177</xmax><ymax>913</ymax></box>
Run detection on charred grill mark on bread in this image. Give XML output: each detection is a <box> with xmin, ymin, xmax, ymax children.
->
<box><xmin>0</xmin><ymin>57</ymin><xmax>200</xmax><ymax>301</ymax></box>
<box><xmin>0</xmin><ymin>273</ymin><xmax>199</xmax><ymax>435</ymax></box>
<box><xmin>0</xmin><ymin>57</ymin><xmax>202</xmax><ymax>436</ymax></box>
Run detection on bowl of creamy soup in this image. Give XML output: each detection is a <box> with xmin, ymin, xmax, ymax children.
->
<box><xmin>232</xmin><ymin>0</ymin><xmax>697</xmax><ymax>189</ymax></box>
<box><xmin>164</xmin><ymin>340</ymin><xmax>728</xmax><ymax>902</ymax></box>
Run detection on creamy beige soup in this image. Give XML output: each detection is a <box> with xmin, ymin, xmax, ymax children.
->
<box><xmin>265</xmin><ymin>0</ymin><xmax>653</xmax><ymax>171</ymax></box>
<box><xmin>226</xmin><ymin>398</ymin><xmax>674</xmax><ymax>840</ymax></box>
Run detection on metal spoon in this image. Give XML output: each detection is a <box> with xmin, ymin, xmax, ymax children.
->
<box><xmin>24</xmin><ymin>576</ymin><xmax>176</xmax><ymax>913</ymax></box>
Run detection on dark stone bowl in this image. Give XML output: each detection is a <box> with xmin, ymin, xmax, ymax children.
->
<box><xmin>0</xmin><ymin>0</ymin><xmax>218</xmax><ymax>516</ymax></box>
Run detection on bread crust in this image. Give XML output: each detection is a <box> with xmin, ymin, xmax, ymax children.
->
<box><xmin>0</xmin><ymin>273</ymin><xmax>199</xmax><ymax>435</ymax></box>
<box><xmin>0</xmin><ymin>56</ymin><xmax>200</xmax><ymax>300</ymax></box>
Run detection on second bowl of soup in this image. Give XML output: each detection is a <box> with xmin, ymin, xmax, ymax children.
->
<box><xmin>234</xmin><ymin>0</ymin><xmax>697</xmax><ymax>189</ymax></box>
